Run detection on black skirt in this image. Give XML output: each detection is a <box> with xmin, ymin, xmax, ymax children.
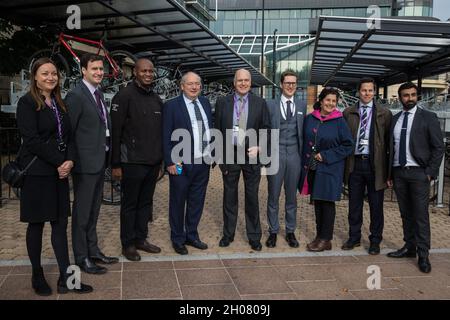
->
<box><xmin>20</xmin><ymin>175</ymin><xmax>71</xmax><ymax>223</ymax></box>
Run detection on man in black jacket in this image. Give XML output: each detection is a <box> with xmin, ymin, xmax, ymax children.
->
<box><xmin>111</xmin><ymin>58</ymin><xmax>163</xmax><ymax>261</ymax></box>
<box><xmin>387</xmin><ymin>82</ymin><xmax>444</xmax><ymax>273</ymax></box>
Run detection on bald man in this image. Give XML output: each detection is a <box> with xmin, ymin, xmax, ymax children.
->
<box><xmin>215</xmin><ymin>68</ymin><xmax>271</xmax><ymax>251</ymax></box>
<box><xmin>111</xmin><ymin>58</ymin><xmax>163</xmax><ymax>261</ymax></box>
<box><xmin>163</xmin><ymin>71</ymin><xmax>213</xmax><ymax>255</ymax></box>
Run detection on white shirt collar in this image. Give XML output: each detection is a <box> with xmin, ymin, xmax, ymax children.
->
<box><xmin>403</xmin><ymin>105</ymin><xmax>417</xmax><ymax>115</ymax></box>
<box><xmin>183</xmin><ymin>94</ymin><xmax>199</xmax><ymax>106</ymax></box>
<box><xmin>359</xmin><ymin>100</ymin><xmax>374</xmax><ymax>108</ymax></box>
<box><xmin>281</xmin><ymin>94</ymin><xmax>294</xmax><ymax>105</ymax></box>
<box><xmin>82</xmin><ymin>79</ymin><xmax>100</xmax><ymax>95</ymax></box>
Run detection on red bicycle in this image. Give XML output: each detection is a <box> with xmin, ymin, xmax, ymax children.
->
<box><xmin>28</xmin><ymin>23</ymin><xmax>136</xmax><ymax>92</ymax></box>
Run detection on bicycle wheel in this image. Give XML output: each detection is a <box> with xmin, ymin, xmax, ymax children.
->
<box><xmin>28</xmin><ymin>49</ymin><xmax>71</xmax><ymax>89</ymax></box>
<box><xmin>103</xmin><ymin>50</ymin><xmax>137</xmax><ymax>92</ymax></box>
<box><xmin>102</xmin><ymin>167</ymin><xmax>121</xmax><ymax>205</ymax></box>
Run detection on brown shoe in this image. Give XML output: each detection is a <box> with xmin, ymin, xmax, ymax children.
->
<box><xmin>307</xmin><ymin>239</ymin><xmax>332</xmax><ymax>252</ymax></box>
<box><xmin>122</xmin><ymin>245</ymin><xmax>141</xmax><ymax>262</ymax></box>
<box><xmin>136</xmin><ymin>240</ymin><xmax>161</xmax><ymax>254</ymax></box>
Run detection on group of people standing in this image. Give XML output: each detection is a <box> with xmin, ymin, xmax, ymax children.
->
<box><xmin>16</xmin><ymin>53</ymin><xmax>444</xmax><ymax>297</ymax></box>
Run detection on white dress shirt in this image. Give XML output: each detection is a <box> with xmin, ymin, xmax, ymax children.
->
<box><xmin>393</xmin><ymin>105</ymin><xmax>420</xmax><ymax>167</ymax></box>
<box><xmin>183</xmin><ymin>94</ymin><xmax>210</xmax><ymax>159</ymax></box>
<box><xmin>355</xmin><ymin>100</ymin><xmax>373</xmax><ymax>155</ymax></box>
<box><xmin>280</xmin><ymin>94</ymin><xmax>295</xmax><ymax>120</ymax></box>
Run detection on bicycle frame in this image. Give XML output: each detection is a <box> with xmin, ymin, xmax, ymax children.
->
<box><xmin>57</xmin><ymin>32</ymin><xmax>121</xmax><ymax>79</ymax></box>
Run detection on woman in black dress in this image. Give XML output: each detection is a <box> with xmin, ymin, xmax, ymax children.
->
<box><xmin>16</xmin><ymin>57</ymin><xmax>92</xmax><ymax>296</ymax></box>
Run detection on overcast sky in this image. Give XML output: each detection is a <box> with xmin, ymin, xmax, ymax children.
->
<box><xmin>433</xmin><ymin>0</ymin><xmax>450</xmax><ymax>21</ymax></box>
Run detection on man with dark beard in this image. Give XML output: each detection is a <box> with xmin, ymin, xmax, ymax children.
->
<box><xmin>387</xmin><ymin>82</ymin><xmax>444</xmax><ymax>273</ymax></box>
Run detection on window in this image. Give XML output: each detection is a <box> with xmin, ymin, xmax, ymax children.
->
<box><xmin>290</xmin><ymin>10</ymin><xmax>300</xmax><ymax>18</ymax></box>
<box><xmin>268</xmin><ymin>10</ymin><xmax>280</xmax><ymax>19</ymax></box>
<box><xmin>280</xmin><ymin>10</ymin><xmax>290</xmax><ymax>19</ymax></box>
<box><xmin>354</xmin><ymin>8</ymin><xmax>366</xmax><ymax>17</ymax></box>
<box><xmin>224</xmin><ymin>11</ymin><xmax>235</xmax><ymax>20</ymax></box>
<box><xmin>343</xmin><ymin>8</ymin><xmax>355</xmax><ymax>17</ymax></box>
<box><xmin>321</xmin><ymin>8</ymin><xmax>332</xmax><ymax>16</ymax></box>
<box><xmin>300</xmin><ymin>9</ymin><xmax>311</xmax><ymax>18</ymax></box>
<box><xmin>333</xmin><ymin>8</ymin><xmax>344</xmax><ymax>16</ymax></box>
<box><xmin>245</xmin><ymin>10</ymin><xmax>256</xmax><ymax>19</ymax></box>
<box><xmin>235</xmin><ymin>11</ymin><xmax>245</xmax><ymax>19</ymax></box>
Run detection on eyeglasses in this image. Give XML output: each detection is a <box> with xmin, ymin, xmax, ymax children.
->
<box><xmin>184</xmin><ymin>82</ymin><xmax>201</xmax><ymax>87</ymax></box>
<box><xmin>283</xmin><ymin>82</ymin><xmax>297</xmax><ymax>87</ymax></box>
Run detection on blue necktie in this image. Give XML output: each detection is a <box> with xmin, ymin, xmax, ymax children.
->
<box><xmin>286</xmin><ymin>100</ymin><xmax>292</xmax><ymax>120</ymax></box>
<box><xmin>399</xmin><ymin>111</ymin><xmax>409</xmax><ymax>167</ymax></box>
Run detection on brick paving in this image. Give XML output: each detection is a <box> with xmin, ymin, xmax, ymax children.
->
<box><xmin>0</xmin><ymin>168</ymin><xmax>449</xmax><ymax>299</ymax></box>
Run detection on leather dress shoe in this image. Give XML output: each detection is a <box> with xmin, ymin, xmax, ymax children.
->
<box><xmin>368</xmin><ymin>243</ymin><xmax>380</xmax><ymax>255</ymax></box>
<box><xmin>31</xmin><ymin>267</ymin><xmax>52</xmax><ymax>296</ymax></box>
<box><xmin>57</xmin><ymin>276</ymin><xmax>93</xmax><ymax>294</ymax></box>
<box><xmin>265</xmin><ymin>233</ymin><xmax>277</xmax><ymax>248</ymax></box>
<box><xmin>418</xmin><ymin>257</ymin><xmax>431</xmax><ymax>273</ymax></box>
<box><xmin>285</xmin><ymin>233</ymin><xmax>299</xmax><ymax>248</ymax></box>
<box><xmin>77</xmin><ymin>258</ymin><xmax>107</xmax><ymax>275</ymax></box>
<box><xmin>185</xmin><ymin>239</ymin><xmax>208</xmax><ymax>250</ymax></box>
<box><xmin>249</xmin><ymin>240</ymin><xmax>262</xmax><ymax>251</ymax></box>
<box><xmin>387</xmin><ymin>246</ymin><xmax>416</xmax><ymax>258</ymax></box>
<box><xmin>341</xmin><ymin>239</ymin><xmax>360</xmax><ymax>250</ymax></box>
<box><xmin>136</xmin><ymin>240</ymin><xmax>161</xmax><ymax>253</ymax></box>
<box><xmin>173</xmin><ymin>243</ymin><xmax>188</xmax><ymax>255</ymax></box>
<box><xmin>307</xmin><ymin>239</ymin><xmax>332</xmax><ymax>252</ymax></box>
<box><xmin>219</xmin><ymin>237</ymin><xmax>233</xmax><ymax>247</ymax></box>
<box><xmin>122</xmin><ymin>245</ymin><xmax>141</xmax><ymax>262</ymax></box>
<box><xmin>90</xmin><ymin>252</ymin><xmax>119</xmax><ymax>264</ymax></box>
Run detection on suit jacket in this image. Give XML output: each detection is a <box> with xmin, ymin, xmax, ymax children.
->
<box><xmin>214</xmin><ymin>93</ymin><xmax>271</xmax><ymax>172</ymax></box>
<box><xmin>16</xmin><ymin>92</ymin><xmax>76</xmax><ymax>176</ymax></box>
<box><xmin>388</xmin><ymin>107</ymin><xmax>444</xmax><ymax>179</ymax></box>
<box><xmin>343</xmin><ymin>102</ymin><xmax>392</xmax><ymax>190</ymax></box>
<box><xmin>162</xmin><ymin>95</ymin><xmax>213</xmax><ymax>170</ymax></box>
<box><xmin>266</xmin><ymin>97</ymin><xmax>306</xmax><ymax>155</ymax></box>
<box><xmin>65</xmin><ymin>81</ymin><xmax>111</xmax><ymax>174</ymax></box>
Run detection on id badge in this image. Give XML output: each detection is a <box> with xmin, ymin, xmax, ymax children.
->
<box><xmin>233</xmin><ymin>125</ymin><xmax>239</xmax><ymax>132</ymax></box>
<box><xmin>106</xmin><ymin>129</ymin><xmax>110</xmax><ymax>137</ymax></box>
<box><xmin>360</xmin><ymin>139</ymin><xmax>369</xmax><ymax>146</ymax></box>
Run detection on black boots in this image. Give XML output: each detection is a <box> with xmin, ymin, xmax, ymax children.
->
<box><xmin>31</xmin><ymin>267</ymin><xmax>52</xmax><ymax>296</ymax></box>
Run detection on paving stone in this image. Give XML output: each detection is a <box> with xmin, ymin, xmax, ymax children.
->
<box><xmin>181</xmin><ymin>284</ymin><xmax>240</xmax><ymax>300</ymax></box>
<box><xmin>58</xmin><ymin>288</ymin><xmax>121</xmax><ymax>300</ymax></box>
<box><xmin>349</xmin><ymin>288</ymin><xmax>412</xmax><ymax>300</ymax></box>
<box><xmin>275</xmin><ymin>265</ymin><xmax>336</xmax><ymax>282</ymax></box>
<box><xmin>174</xmin><ymin>259</ymin><xmax>223</xmax><ymax>269</ymax></box>
<box><xmin>0</xmin><ymin>274</ymin><xmax>59</xmax><ymax>300</ymax></box>
<box><xmin>122</xmin><ymin>270</ymin><xmax>180</xmax><ymax>300</ymax></box>
<box><xmin>288</xmin><ymin>280</ymin><xmax>356</xmax><ymax>300</ymax></box>
<box><xmin>241</xmin><ymin>293</ymin><xmax>299</xmax><ymax>300</ymax></box>
<box><xmin>123</xmin><ymin>261</ymin><xmax>173</xmax><ymax>271</ymax></box>
<box><xmin>176</xmin><ymin>268</ymin><xmax>231</xmax><ymax>286</ymax></box>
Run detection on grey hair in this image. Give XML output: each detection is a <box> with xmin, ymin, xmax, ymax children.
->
<box><xmin>180</xmin><ymin>71</ymin><xmax>202</xmax><ymax>84</ymax></box>
<box><xmin>233</xmin><ymin>68</ymin><xmax>251</xmax><ymax>83</ymax></box>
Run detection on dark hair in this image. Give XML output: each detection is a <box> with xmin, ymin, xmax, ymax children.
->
<box><xmin>80</xmin><ymin>53</ymin><xmax>103</xmax><ymax>70</ymax></box>
<box><xmin>357</xmin><ymin>77</ymin><xmax>377</xmax><ymax>91</ymax></box>
<box><xmin>30</xmin><ymin>57</ymin><xmax>66</xmax><ymax>112</ymax></box>
<box><xmin>280</xmin><ymin>69</ymin><xmax>297</xmax><ymax>83</ymax></box>
<box><xmin>398</xmin><ymin>82</ymin><xmax>418</xmax><ymax>97</ymax></box>
<box><xmin>314</xmin><ymin>87</ymin><xmax>340</xmax><ymax>110</ymax></box>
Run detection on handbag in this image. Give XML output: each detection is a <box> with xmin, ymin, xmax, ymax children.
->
<box><xmin>2</xmin><ymin>155</ymin><xmax>38</xmax><ymax>188</ymax></box>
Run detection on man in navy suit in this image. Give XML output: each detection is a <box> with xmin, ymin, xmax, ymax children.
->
<box><xmin>162</xmin><ymin>71</ymin><xmax>212</xmax><ymax>255</ymax></box>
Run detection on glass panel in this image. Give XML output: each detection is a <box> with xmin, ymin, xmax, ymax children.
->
<box><xmin>224</xmin><ymin>11</ymin><xmax>235</xmax><ymax>20</ymax></box>
<box><xmin>289</xmin><ymin>36</ymin><xmax>299</xmax><ymax>44</ymax></box>
<box><xmin>245</xmin><ymin>10</ymin><xmax>257</xmax><ymax>19</ymax></box>
<box><xmin>278</xmin><ymin>36</ymin><xmax>288</xmax><ymax>44</ymax></box>
<box><xmin>231</xmin><ymin>37</ymin><xmax>242</xmax><ymax>45</ymax></box>
<box><xmin>301</xmin><ymin>9</ymin><xmax>311</xmax><ymax>18</ymax></box>
<box><xmin>290</xmin><ymin>10</ymin><xmax>300</xmax><ymax>18</ymax></box>
<box><xmin>252</xmin><ymin>45</ymin><xmax>262</xmax><ymax>54</ymax></box>
<box><xmin>321</xmin><ymin>8</ymin><xmax>332</xmax><ymax>16</ymax></box>
<box><xmin>280</xmin><ymin>10</ymin><xmax>290</xmax><ymax>19</ymax></box>
<box><xmin>333</xmin><ymin>8</ymin><xmax>344</xmax><ymax>16</ymax></box>
<box><xmin>235</xmin><ymin>11</ymin><xmax>245</xmax><ymax>19</ymax></box>
<box><xmin>243</xmin><ymin>20</ymin><xmax>255</xmax><ymax>34</ymax></box>
<box><xmin>343</xmin><ymin>8</ymin><xmax>355</xmax><ymax>17</ymax></box>
<box><xmin>239</xmin><ymin>46</ymin><xmax>251</xmax><ymax>54</ymax></box>
<box><xmin>242</xmin><ymin>37</ymin><xmax>254</xmax><ymax>44</ymax></box>
<box><xmin>234</xmin><ymin>20</ymin><xmax>244</xmax><ymax>34</ymax></box>
<box><xmin>355</xmin><ymin>8</ymin><xmax>366</xmax><ymax>17</ymax></box>
<box><xmin>268</xmin><ymin>10</ymin><xmax>280</xmax><ymax>19</ymax></box>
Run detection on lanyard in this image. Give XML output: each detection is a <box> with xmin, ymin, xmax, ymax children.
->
<box><xmin>49</xmin><ymin>98</ymin><xmax>63</xmax><ymax>140</ymax></box>
<box><xmin>234</xmin><ymin>96</ymin><xmax>246</xmax><ymax>122</ymax></box>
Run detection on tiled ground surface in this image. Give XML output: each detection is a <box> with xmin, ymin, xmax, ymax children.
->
<box><xmin>0</xmin><ymin>168</ymin><xmax>449</xmax><ymax>299</ymax></box>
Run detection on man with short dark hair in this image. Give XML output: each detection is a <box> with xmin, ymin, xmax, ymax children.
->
<box><xmin>66</xmin><ymin>53</ymin><xmax>118</xmax><ymax>274</ymax></box>
<box><xmin>387</xmin><ymin>82</ymin><xmax>444</xmax><ymax>273</ymax></box>
<box><xmin>111</xmin><ymin>58</ymin><xmax>163</xmax><ymax>261</ymax></box>
<box><xmin>342</xmin><ymin>77</ymin><xmax>392</xmax><ymax>255</ymax></box>
<box><xmin>265</xmin><ymin>70</ymin><xmax>306</xmax><ymax>248</ymax></box>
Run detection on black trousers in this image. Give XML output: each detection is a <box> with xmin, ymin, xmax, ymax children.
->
<box><xmin>120</xmin><ymin>163</ymin><xmax>160</xmax><ymax>248</ymax></box>
<box><xmin>393</xmin><ymin>166</ymin><xmax>431</xmax><ymax>258</ymax></box>
<box><xmin>222</xmin><ymin>164</ymin><xmax>262</xmax><ymax>242</ymax></box>
<box><xmin>26</xmin><ymin>216</ymin><xmax>70</xmax><ymax>277</ymax></box>
<box><xmin>348</xmin><ymin>158</ymin><xmax>384</xmax><ymax>244</ymax></box>
<box><xmin>72</xmin><ymin>170</ymin><xmax>105</xmax><ymax>264</ymax></box>
<box><xmin>308</xmin><ymin>169</ymin><xmax>336</xmax><ymax>241</ymax></box>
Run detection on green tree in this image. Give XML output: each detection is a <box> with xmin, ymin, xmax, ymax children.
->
<box><xmin>0</xmin><ymin>18</ymin><xmax>52</xmax><ymax>75</ymax></box>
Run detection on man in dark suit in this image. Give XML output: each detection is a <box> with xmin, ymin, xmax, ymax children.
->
<box><xmin>387</xmin><ymin>82</ymin><xmax>444</xmax><ymax>273</ymax></box>
<box><xmin>66</xmin><ymin>53</ymin><xmax>119</xmax><ymax>274</ymax></box>
<box><xmin>266</xmin><ymin>70</ymin><xmax>306</xmax><ymax>248</ymax></box>
<box><xmin>342</xmin><ymin>78</ymin><xmax>392</xmax><ymax>255</ymax></box>
<box><xmin>215</xmin><ymin>68</ymin><xmax>271</xmax><ymax>251</ymax></box>
<box><xmin>162</xmin><ymin>71</ymin><xmax>212</xmax><ymax>255</ymax></box>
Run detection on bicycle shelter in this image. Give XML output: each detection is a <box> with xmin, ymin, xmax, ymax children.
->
<box><xmin>0</xmin><ymin>0</ymin><xmax>273</xmax><ymax>86</ymax></box>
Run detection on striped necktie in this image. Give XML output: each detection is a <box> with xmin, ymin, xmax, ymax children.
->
<box><xmin>357</xmin><ymin>106</ymin><xmax>368</xmax><ymax>153</ymax></box>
